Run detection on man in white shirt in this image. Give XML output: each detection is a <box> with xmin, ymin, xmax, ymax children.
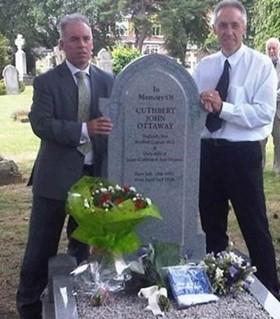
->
<box><xmin>261</xmin><ymin>37</ymin><xmax>280</xmax><ymax>174</ymax></box>
<box><xmin>192</xmin><ymin>0</ymin><xmax>279</xmax><ymax>298</ymax></box>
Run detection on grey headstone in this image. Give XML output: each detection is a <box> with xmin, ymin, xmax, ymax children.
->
<box><xmin>48</xmin><ymin>254</ymin><xmax>77</xmax><ymax>303</ymax></box>
<box><xmin>0</xmin><ymin>156</ymin><xmax>22</xmax><ymax>185</ymax></box>
<box><xmin>102</xmin><ymin>54</ymin><xmax>206</xmax><ymax>259</ymax></box>
<box><xmin>2</xmin><ymin>65</ymin><xmax>20</xmax><ymax>94</ymax></box>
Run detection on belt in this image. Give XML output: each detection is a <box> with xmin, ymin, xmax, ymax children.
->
<box><xmin>83</xmin><ymin>164</ymin><xmax>94</xmax><ymax>175</ymax></box>
<box><xmin>202</xmin><ymin>139</ymin><xmax>256</xmax><ymax>146</ymax></box>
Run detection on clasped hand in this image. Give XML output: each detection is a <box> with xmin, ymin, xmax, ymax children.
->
<box><xmin>200</xmin><ymin>90</ymin><xmax>223</xmax><ymax>113</ymax></box>
<box><xmin>86</xmin><ymin>116</ymin><xmax>113</xmax><ymax>136</ymax></box>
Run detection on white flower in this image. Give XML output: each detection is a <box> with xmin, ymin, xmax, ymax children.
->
<box><xmin>115</xmin><ymin>184</ymin><xmax>122</xmax><ymax>191</ymax></box>
<box><xmin>146</xmin><ymin>198</ymin><xmax>152</xmax><ymax>206</ymax></box>
<box><xmin>215</xmin><ymin>267</ymin><xmax>224</xmax><ymax>280</ymax></box>
<box><xmin>228</xmin><ymin>251</ymin><xmax>244</xmax><ymax>265</ymax></box>
<box><xmin>138</xmin><ymin>285</ymin><xmax>168</xmax><ymax>317</ymax></box>
<box><xmin>84</xmin><ymin>198</ymin><xmax>90</xmax><ymax>208</ymax></box>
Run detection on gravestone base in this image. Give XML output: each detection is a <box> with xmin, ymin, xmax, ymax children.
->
<box><xmin>23</xmin><ymin>74</ymin><xmax>34</xmax><ymax>85</ymax></box>
<box><xmin>43</xmin><ymin>254</ymin><xmax>280</xmax><ymax>319</ymax></box>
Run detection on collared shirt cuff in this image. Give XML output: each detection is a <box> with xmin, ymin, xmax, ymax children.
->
<box><xmin>80</xmin><ymin>122</ymin><xmax>91</xmax><ymax>144</ymax></box>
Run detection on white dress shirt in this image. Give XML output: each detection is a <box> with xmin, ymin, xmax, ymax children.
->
<box><xmin>192</xmin><ymin>44</ymin><xmax>277</xmax><ymax>141</ymax></box>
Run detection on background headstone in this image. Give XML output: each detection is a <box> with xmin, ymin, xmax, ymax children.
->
<box><xmin>15</xmin><ymin>34</ymin><xmax>27</xmax><ymax>81</ymax></box>
<box><xmin>0</xmin><ymin>155</ymin><xmax>22</xmax><ymax>185</ymax></box>
<box><xmin>2</xmin><ymin>65</ymin><xmax>20</xmax><ymax>94</ymax></box>
<box><xmin>97</xmin><ymin>48</ymin><xmax>113</xmax><ymax>73</ymax></box>
<box><xmin>53</xmin><ymin>46</ymin><xmax>64</xmax><ymax>65</ymax></box>
<box><xmin>102</xmin><ymin>54</ymin><xmax>206</xmax><ymax>259</ymax></box>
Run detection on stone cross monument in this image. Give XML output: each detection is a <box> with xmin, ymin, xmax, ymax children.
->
<box><xmin>15</xmin><ymin>34</ymin><xmax>27</xmax><ymax>81</ymax></box>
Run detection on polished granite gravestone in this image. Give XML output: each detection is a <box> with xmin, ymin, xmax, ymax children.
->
<box><xmin>101</xmin><ymin>54</ymin><xmax>206</xmax><ymax>260</ymax></box>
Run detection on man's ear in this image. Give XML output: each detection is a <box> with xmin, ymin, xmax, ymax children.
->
<box><xmin>212</xmin><ymin>25</ymin><xmax>217</xmax><ymax>35</ymax></box>
<box><xmin>58</xmin><ymin>39</ymin><xmax>63</xmax><ymax>51</ymax></box>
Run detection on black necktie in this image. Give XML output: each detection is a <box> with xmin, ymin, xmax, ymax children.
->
<box><xmin>206</xmin><ymin>59</ymin><xmax>230</xmax><ymax>132</ymax></box>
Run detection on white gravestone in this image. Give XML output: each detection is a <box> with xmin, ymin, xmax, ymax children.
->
<box><xmin>97</xmin><ymin>48</ymin><xmax>113</xmax><ymax>73</ymax></box>
<box><xmin>53</xmin><ymin>46</ymin><xmax>64</xmax><ymax>65</ymax></box>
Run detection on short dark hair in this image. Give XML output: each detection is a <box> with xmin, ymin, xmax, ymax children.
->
<box><xmin>58</xmin><ymin>13</ymin><xmax>90</xmax><ymax>38</ymax></box>
<box><xmin>212</xmin><ymin>0</ymin><xmax>247</xmax><ymax>26</ymax></box>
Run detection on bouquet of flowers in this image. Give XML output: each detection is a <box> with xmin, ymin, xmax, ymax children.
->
<box><xmin>66</xmin><ymin>176</ymin><xmax>162</xmax><ymax>256</ymax></box>
<box><xmin>202</xmin><ymin>250</ymin><xmax>256</xmax><ymax>296</ymax></box>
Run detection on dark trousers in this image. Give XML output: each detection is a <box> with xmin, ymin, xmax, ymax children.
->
<box><xmin>199</xmin><ymin>139</ymin><xmax>279</xmax><ymax>296</ymax></box>
<box><xmin>16</xmin><ymin>195</ymin><xmax>89</xmax><ymax>319</ymax></box>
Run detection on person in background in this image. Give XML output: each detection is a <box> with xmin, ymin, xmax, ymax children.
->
<box><xmin>192</xmin><ymin>0</ymin><xmax>279</xmax><ymax>299</ymax></box>
<box><xmin>260</xmin><ymin>37</ymin><xmax>280</xmax><ymax>174</ymax></box>
<box><xmin>16</xmin><ymin>13</ymin><xmax>114</xmax><ymax>319</ymax></box>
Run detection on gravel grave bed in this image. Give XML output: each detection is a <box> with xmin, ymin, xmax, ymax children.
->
<box><xmin>76</xmin><ymin>291</ymin><xmax>272</xmax><ymax>319</ymax></box>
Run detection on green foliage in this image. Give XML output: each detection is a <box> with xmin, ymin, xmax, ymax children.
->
<box><xmin>111</xmin><ymin>45</ymin><xmax>141</xmax><ymax>74</ymax></box>
<box><xmin>0</xmin><ymin>79</ymin><xmax>7</xmax><ymax>95</ymax></box>
<box><xmin>128</xmin><ymin>242</ymin><xmax>181</xmax><ymax>288</ymax></box>
<box><xmin>0</xmin><ymin>34</ymin><xmax>12</xmax><ymax>79</ymax></box>
<box><xmin>251</xmin><ymin>0</ymin><xmax>280</xmax><ymax>51</ymax></box>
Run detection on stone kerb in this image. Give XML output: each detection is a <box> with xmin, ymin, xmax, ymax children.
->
<box><xmin>103</xmin><ymin>53</ymin><xmax>206</xmax><ymax>260</ymax></box>
<box><xmin>42</xmin><ymin>254</ymin><xmax>78</xmax><ymax>319</ymax></box>
<box><xmin>43</xmin><ymin>254</ymin><xmax>280</xmax><ymax>319</ymax></box>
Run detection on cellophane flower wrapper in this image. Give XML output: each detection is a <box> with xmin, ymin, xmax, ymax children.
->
<box><xmin>71</xmin><ymin>256</ymin><xmax>126</xmax><ymax>304</ymax></box>
<box><xmin>66</xmin><ymin>176</ymin><xmax>162</xmax><ymax>256</ymax></box>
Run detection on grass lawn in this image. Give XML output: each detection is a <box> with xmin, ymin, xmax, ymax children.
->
<box><xmin>0</xmin><ymin>86</ymin><xmax>40</xmax><ymax>177</ymax></box>
<box><xmin>0</xmin><ymin>87</ymin><xmax>279</xmax><ymax>318</ymax></box>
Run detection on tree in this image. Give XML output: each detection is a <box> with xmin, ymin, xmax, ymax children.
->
<box><xmin>251</xmin><ymin>0</ymin><xmax>280</xmax><ymax>51</ymax></box>
<box><xmin>117</xmin><ymin>0</ymin><xmax>162</xmax><ymax>51</ymax></box>
<box><xmin>0</xmin><ymin>0</ymin><xmax>121</xmax><ymax>73</ymax></box>
<box><xmin>0</xmin><ymin>34</ymin><xmax>12</xmax><ymax>79</ymax></box>
<box><xmin>158</xmin><ymin>0</ymin><xmax>216</xmax><ymax>64</ymax></box>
